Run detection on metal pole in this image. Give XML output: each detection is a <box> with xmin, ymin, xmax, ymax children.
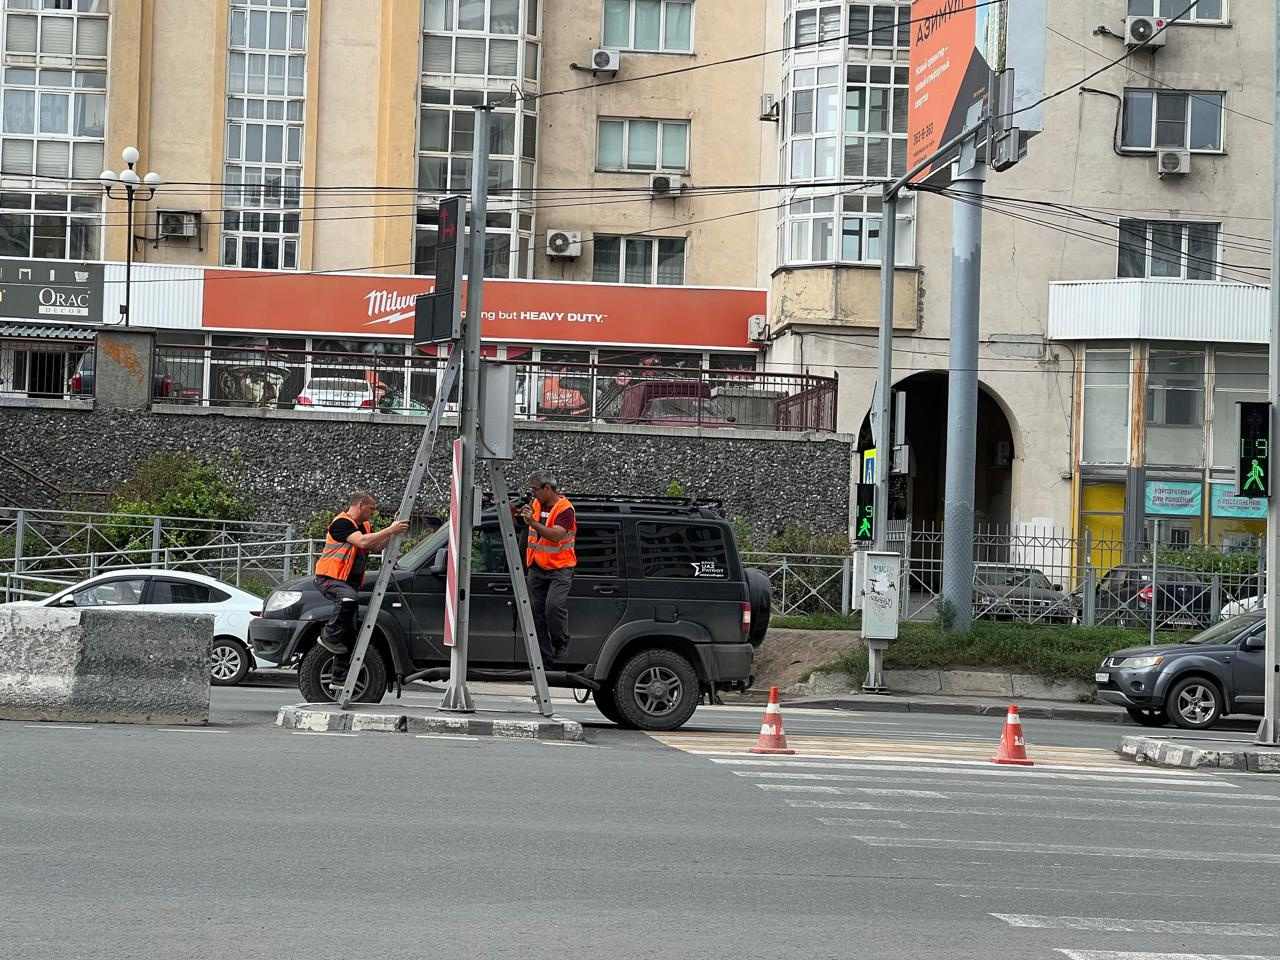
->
<box><xmin>151</xmin><ymin>517</ymin><xmax>161</xmax><ymax>567</ymax></box>
<box><xmin>440</xmin><ymin>104</ymin><xmax>491</xmax><ymax>714</ymax></box>
<box><xmin>873</xmin><ymin>193</ymin><xmax>897</xmax><ymax>551</ymax></box>
<box><xmin>1149</xmin><ymin>519</ymin><xmax>1159</xmax><ymax>647</ymax></box>
<box><xmin>124</xmin><ymin>184</ymin><xmax>133</xmax><ymax>327</ymax></box>
<box><xmin>1260</xmin><ymin>0</ymin><xmax>1280</xmax><ymax>744</ymax></box>
<box><xmin>939</xmin><ymin>160</ymin><xmax>987</xmax><ymax>634</ymax></box>
<box><xmin>14</xmin><ymin>509</ymin><xmax>25</xmax><ymax>580</ymax></box>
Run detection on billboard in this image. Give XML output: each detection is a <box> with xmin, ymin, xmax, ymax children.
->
<box><xmin>0</xmin><ymin>258</ymin><xmax>104</xmax><ymax>323</ymax></box>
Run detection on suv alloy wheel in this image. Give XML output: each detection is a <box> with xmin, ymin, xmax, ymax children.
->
<box><xmin>611</xmin><ymin>648</ymin><xmax>700</xmax><ymax>731</ymax></box>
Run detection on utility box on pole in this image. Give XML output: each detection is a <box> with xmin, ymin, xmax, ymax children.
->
<box><xmin>860</xmin><ymin>551</ymin><xmax>900</xmax><ymax>693</ymax></box>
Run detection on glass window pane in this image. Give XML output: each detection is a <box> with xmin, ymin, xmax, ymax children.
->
<box><xmin>627</xmin><ymin>119</ymin><xmax>658</xmax><ymax>169</ymax></box>
<box><xmin>6</xmin><ymin>15</ymin><xmax>37</xmax><ymax>53</ymax></box>
<box><xmin>660</xmin><ymin>122</ymin><xmax>687</xmax><ymax>169</ymax></box>
<box><xmin>1189</xmin><ymin>93</ymin><xmax>1223</xmax><ymax>150</ymax></box>
<box><xmin>73</xmin><ymin>92</ymin><xmax>104</xmax><ymax>137</ymax></box>
<box><xmin>1128</xmin><ymin>0</ymin><xmax>1155</xmax><ymax>14</ymax></box>
<box><xmin>841</xmin><ymin>217</ymin><xmax>862</xmax><ymax>261</ymax></box>
<box><xmin>1146</xmin><ymin>347</ymin><xmax>1205</xmax><ymax>466</ymax></box>
<box><xmin>1211</xmin><ymin>351</ymin><xmax>1267</xmax><ymax>468</ymax></box>
<box><xmin>420</xmin><ymin>107</ymin><xmax>448</xmax><ymax>151</ymax></box>
<box><xmin>592</xmin><ymin>234</ymin><xmax>621</xmax><ymax>282</ymax></box>
<box><xmin>264</xmin><ymin>124</ymin><xmax>283</xmax><ymax>163</ymax></box>
<box><xmin>418</xmin><ymin>155</ymin><xmax>446</xmax><ymax>190</ymax></box>
<box><xmin>0</xmin><ymin>211</ymin><xmax>32</xmax><ymax>256</ymax></box>
<box><xmin>76</xmin><ymin>17</ymin><xmax>107</xmax><ymax>56</ymax></box>
<box><xmin>39</xmin><ymin>92</ymin><xmax>68</xmax><ymax>134</ymax></box>
<box><xmin>812</xmin><ymin>217</ymin><xmax>833</xmax><ymax>261</ymax></box>
<box><xmin>1195</xmin><ymin>0</ymin><xmax>1222</xmax><ymax>19</ymax></box>
<box><xmin>249</xmin><ymin>9</ymin><xmax>268</xmax><ymax>46</ymax></box>
<box><xmin>816</xmin><ymin>85</ymin><xmax>838</xmax><ymax>132</ymax></box>
<box><xmin>32</xmin><ymin>213</ymin><xmax>65</xmax><ymax>258</ymax></box>
<box><xmin>455</xmin><ymin>37</ymin><xmax>486</xmax><ymax>74</ymax></box>
<box><xmin>665</xmin><ymin>1</ymin><xmax>692</xmax><ymax>51</ymax></box>
<box><xmin>1186</xmin><ymin>223</ymin><xmax>1218</xmax><ymax>280</ymax></box>
<box><xmin>845</xmin><ymin>86</ymin><xmax>865</xmax><ymax>131</ymax></box>
<box><xmin>424</xmin><ymin>0</ymin><xmax>450</xmax><ymax>31</ymax></box>
<box><xmin>40</xmin><ymin>17</ymin><xmax>72</xmax><ymax>55</ymax></box>
<box><xmin>290</xmin><ymin>12</ymin><xmax>306</xmax><ymax>50</ymax></box>
<box><xmin>1149</xmin><ymin>222</ymin><xmax>1183</xmax><ymax>277</ymax></box>
<box><xmin>424</xmin><ymin>35</ymin><xmax>452</xmax><ymax>72</ymax></box>
<box><xmin>1117</xmin><ymin>219</ymin><xmax>1147</xmax><ymax>278</ymax></box>
<box><xmin>1154</xmin><ymin>92</ymin><xmax>1186</xmax><ymax>148</ymax></box>
<box><xmin>3</xmin><ymin>89</ymin><xmax>34</xmax><ymax>134</ymax></box>
<box><xmin>790</xmin><ymin>138</ymin><xmax>813</xmax><ymax>178</ymax></box>
<box><xmin>871</xmin><ymin>5</ymin><xmax>894</xmax><ymax>45</ymax></box>
<box><xmin>597</xmin><ymin>119</ymin><xmax>623</xmax><ymax>168</ymax></box>
<box><xmin>35</xmin><ymin>139</ymin><xmax>68</xmax><ymax>178</ymax></box>
<box><xmin>634</xmin><ymin>0</ymin><xmax>661</xmax><ymax>49</ymax></box>
<box><xmin>1122</xmin><ymin>90</ymin><xmax>1153</xmax><ymax>148</ymax></box>
<box><xmin>792</xmin><ymin>89</ymin><xmax>813</xmax><ymax>134</ymax></box>
<box><xmin>491</xmin><ymin>0</ymin><xmax>519</xmax><ymax>33</ymax></box>
<box><xmin>789</xmin><ymin>219</ymin><xmax>808</xmax><ymax>262</ymax></box>
<box><xmin>269</xmin><ymin>11</ymin><xmax>287</xmax><ymax>49</ymax></box>
<box><xmin>814</xmin><ymin>136</ymin><xmax>837</xmax><ymax>178</ymax></box>
<box><xmin>819</xmin><ymin>5</ymin><xmax>842</xmax><ymax>41</ymax></box>
<box><xmin>488</xmin><ymin>39</ymin><xmax>518</xmax><ymax>76</ymax></box>
<box><xmin>71</xmin><ymin>139</ymin><xmax>101</xmax><ymax>179</ymax></box>
<box><xmin>458</xmin><ymin>0</ymin><xmax>485</xmax><ymax>31</ymax></box>
<box><xmin>794</xmin><ymin>8</ymin><xmax>816</xmax><ymax>45</ymax></box>
<box><xmin>624</xmin><ymin>238</ymin><xmax>652</xmax><ymax>283</ymax></box>
<box><xmin>603</xmin><ymin>0</ymin><xmax>630</xmax><ymax>46</ymax></box>
<box><xmin>1083</xmin><ymin>349</ymin><xmax>1130</xmax><ymax>464</ymax></box>
<box><xmin>656</xmin><ymin>237</ymin><xmax>684</xmax><ymax>284</ymax></box>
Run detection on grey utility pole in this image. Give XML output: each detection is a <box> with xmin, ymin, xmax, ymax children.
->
<box><xmin>872</xmin><ymin>195</ymin><xmax>897</xmax><ymax>551</ymax></box>
<box><xmin>939</xmin><ymin>159</ymin><xmax>987</xmax><ymax>634</ymax></box>
<box><xmin>439</xmin><ymin>104</ymin><xmax>492</xmax><ymax>713</ymax></box>
<box><xmin>1259</xmin><ymin>3</ymin><xmax>1280</xmax><ymax>746</ymax></box>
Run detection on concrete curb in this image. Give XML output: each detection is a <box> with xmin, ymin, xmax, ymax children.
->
<box><xmin>276</xmin><ymin>704</ymin><xmax>586</xmax><ymax>742</ymax></box>
<box><xmin>789</xmin><ymin>696</ymin><xmax>1127</xmax><ymax>724</ymax></box>
<box><xmin>1117</xmin><ymin>735</ymin><xmax>1280</xmax><ymax>773</ymax></box>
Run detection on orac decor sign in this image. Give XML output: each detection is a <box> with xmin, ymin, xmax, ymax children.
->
<box><xmin>0</xmin><ymin>258</ymin><xmax>104</xmax><ymax>322</ymax></box>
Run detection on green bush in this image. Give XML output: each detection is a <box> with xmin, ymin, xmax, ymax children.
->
<box><xmin>666</xmin><ymin>480</ymin><xmax>687</xmax><ymax>498</ymax></box>
<box><xmin>1141</xmin><ymin>544</ymin><xmax>1260</xmax><ymax>577</ymax></box>
<box><xmin>97</xmin><ymin>455</ymin><xmax>252</xmax><ymax>550</ymax></box>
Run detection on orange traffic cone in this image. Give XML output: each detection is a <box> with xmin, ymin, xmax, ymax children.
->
<box><xmin>992</xmin><ymin>704</ymin><xmax>1034</xmax><ymax>766</ymax></box>
<box><xmin>749</xmin><ymin>686</ymin><xmax>795</xmax><ymax>755</ymax></box>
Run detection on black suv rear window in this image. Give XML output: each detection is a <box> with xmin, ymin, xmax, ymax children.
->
<box><xmin>638</xmin><ymin>522</ymin><xmax>730</xmax><ymax>580</ymax></box>
<box><xmin>575</xmin><ymin>524</ymin><xmax>621</xmax><ymax>577</ymax></box>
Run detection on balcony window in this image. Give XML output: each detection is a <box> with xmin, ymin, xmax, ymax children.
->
<box><xmin>1126</xmin><ymin>0</ymin><xmax>1225</xmax><ymax>24</ymax></box>
<box><xmin>1117</xmin><ymin>219</ymin><xmax>1219</xmax><ymax>280</ymax></box>
<box><xmin>1082</xmin><ymin>349</ymin><xmax>1130</xmax><ymax>464</ymax></box>
<box><xmin>597</xmin><ymin>117</ymin><xmax>688</xmax><ymax>172</ymax></box>
<box><xmin>603</xmin><ymin>0</ymin><xmax>692</xmax><ymax>52</ymax></box>
<box><xmin>1146</xmin><ymin>347</ymin><xmax>1204</xmax><ymax>466</ymax></box>
<box><xmin>592</xmin><ymin>234</ymin><xmax>685</xmax><ymax>284</ymax></box>
<box><xmin>1121</xmin><ymin>89</ymin><xmax>1224</xmax><ymax>152</ymax></box>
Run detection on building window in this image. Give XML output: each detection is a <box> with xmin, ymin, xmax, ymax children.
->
<box><xmin>1082</xmin><ymin>348</ymin><xmax>1130</xmax><ymax>464</ymax></box>
<box><xmin>1146</xmin><ymin>347</ymin><xmax>1204</xmax><ymax>467</ymax></box>
<box><xmin>787</xmin><ymin>64</ymin><xmax>839</xmax><ymax>181</ymax></box>
<box><xmin>602</xmin><ymin>0</ymin><xmax>692</xmax><ymax>52</ymax></box>
<box><xmin>222</xmin><ymin>0</ymin><xmax>308</xmax><ymax>270</ymax></box>
<box><xmin>422</xmin><ymin>0</ymin><xmax>539</xmax><ymax>79</ymax></box>
<box><xmin>1121</xmin><ymin>90</ymin><xmax>1224</xmax><ymax>152</ymax></box>
<box><xmin>1118</xmin><ymin>220</ymin><xmax>1219</xmax><ymax>280</ymax></box>
<box><xmin>1211</xmin><ymin>350</ymin><xmax>1266</xmax><ymax>469</ymax></box>
<box><xmin>0</xmin><ymin>190</ymin><xmax>99</xmax><ymax>259</ymax></box>
<box><xmin>596</xmin><ymin>118</ymin><xmax>688</xmax><ymax>172</ymax></box>
<box><xmin>1127</xmin><ymin>0</ymin><xmax>1225</xmax><ymax>24</ymax></box>
<box><xmin>847</xmin><ymin>2</ymin><xmax>912</xmax><ymax>49</ymax></box>
<box><xmin>844</xmin><ymin>63</ymin><xmax>907</xmax><ymax>180</ymax></box>
<box><xmin>592</xmin><ymin>234</ymin><xmax>685</xmax><ymax>284</ymax></box>
<box><xmin>780</xmin><ymin>191</ymin><xmax>913</xmax><ymax>266</ymax></box>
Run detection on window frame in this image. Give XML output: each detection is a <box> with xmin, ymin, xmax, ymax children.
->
<box><xmin>591</xmin><ymin>233</ymin><xmax>686</xmax><ymax>285</ymax></box>
<box><xmin>595</xmin><ymin>116</ymin><xmax>689</xmax><ymax>173</ymax></box>
<box><xmin>635</xmin><ymin>520</ymin><xmax>733</xmax><ymax>581</ymax></box>
<box><xmin>1120</xmin><ymin>88</ymin><xmax>1226</xmax><ymax>153</ymax></box>
<box><xmin>601</xmin><ymin>0</ymin><xmax>694</xmax><ymax>54</ymax></box>
<box><xmin>1116</xmin><ymin>219</ymin><xmax>1221</xmax><ymax>281</ymax></box>
<box><xmin>1125</xmin><ymin>0</ymin><xmax>1228</xmax><ymax>25</ymax></box>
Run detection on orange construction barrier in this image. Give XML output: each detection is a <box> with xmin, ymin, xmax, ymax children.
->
<box><xmin>749</xmin><ymin>686</ymin><xmax>796</xmax><ymax>756</ymax></box>
<box><xmin>992</xmin><ymin>704</ymin><xmax>1035</xmax><ymax>766</ymax></box>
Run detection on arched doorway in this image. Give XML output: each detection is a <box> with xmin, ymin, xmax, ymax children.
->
<box><xmin>858</xmin><ymin>372</ymin><xmax>1016</xmax><ymax>529</ymax></box>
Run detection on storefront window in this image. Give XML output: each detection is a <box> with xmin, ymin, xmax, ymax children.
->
<box><xmin>1210</xmin><ymin>349</ymin><xmax>1267</xmax><ymax>469</ymax></box>
<box><xmin>1145</xmin><ymin>347</ymin><xmax>1204</xmax><ymax>466</ymax></box>
<box><xmin>1082</xmin><ymin>348</ymin><xmax>1129</xmax><ymax>464</ymax></box>
<box><xmin>1079</xmin><ymin>479</ymin><xmax>1125</xmax><ymax>574</ymax></box>
<box><xmin>537</xmin><ymin>348</ymin><xmax>591</xmax><ymax>419</ymax></box>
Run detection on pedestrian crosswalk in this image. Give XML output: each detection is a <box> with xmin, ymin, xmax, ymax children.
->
<box><xmin>650</xmin><ymin>725</ymin><xmax>1279</xmax><ymax>959</ymax></box>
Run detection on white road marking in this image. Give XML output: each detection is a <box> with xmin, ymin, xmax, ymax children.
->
<box><xmin>23</xmin><ymin>724</ymin><xmax>94</xmax><ymax>730</ymax></box>
<box><xmin>757</xmin><ymin>784</ymin><xmax>842</xmax><ymax>794</ymax></box>
<box><xmin>997</xmin><ymin>914</ymin><xmax>1280</xmax><ymax>936</ymax></box>
<box><xmin>788</xmin><ymin>800</ymin><xmax>1280</xmax><ymax>829</ymax></box>
<box><xmin>784</xmin><ymin>787</ymin><xmax>1270</xmax><ymax>813</ymax></box>
<box><xmin>158</xmin><ymin>728</ymin><xmax>229</xmax><ymax>734</ymax></box>
<box><xmin>711</xmin><ymin>757</ymin><xmax>1232</xmax><ymax>786</ymax></box>
<box><xmin>850</xmin><ymin>837</ymin><xmax>1280</xmax><ymax>863</ymax></box>
<box><xmin>818</xmin><ymin>817</ymin><xmax>910</xmax><ymax>829</ymax></box>
<box><xmin>1056</xmin><ymin>952</ymin><xmax>1280</xmax><ymax>960</ymax></box>
<box><xmin>414</xmin><ymin>734</ymin><xmax>479</xmax><ymax>741</ymax></box>
<box><xmin>290</xmin><ymin>731</ymin><xmax>357</xmax><ymax>738</ymax></box>
<box><xmin>934</xmin><ymin>881</ymin><xmax>1278</xmax><ymax>898</ymax></box>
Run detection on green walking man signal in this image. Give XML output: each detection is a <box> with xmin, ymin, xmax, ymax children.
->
<box><xmin>855</xmin><ymin>483</ymin><xmax>875</xmax><ymax>544</ymax></box>
<box><xmin>1238</xmin><ymin>401</ymin><xmax>1271</xmax><ymax>499</ymax></box>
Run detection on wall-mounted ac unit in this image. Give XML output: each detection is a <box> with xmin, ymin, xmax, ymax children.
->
<box><xmin>649</xmin><ymin>173</ymin><xmax>684</xmax><ymax>198</ymax></box>
<box><xmin>759</xmin><ymin>94</ymin><xmax>778</xmax><ymax>122</ymax></box>
<box><xmin>159</xmin><ymin>211</ymin><xmax>198</xmax><ymax>238</ymax></box>
<box><xmin>1124</xmin><ymin>16</ymin><xmax>1167</xmax><ymax>48</ymax></box>
<box><xmin>747</xmin><ymin>314</ymin><xmax>769</xmax><ymax>342</ymax></box>
<box><xmin>546</xmin><ymin>229</ymin><xmax>582</xmax><ymax>257</ymax></box>
<box><xmin>1156</xmin><ymin>148</ymin><xmax>1191</xmax><ymax>177</ymax></box>
<box><xmin>591</xmin><ymin>48</ymin><xmax>620</xmax><ymax>73</ymax></box>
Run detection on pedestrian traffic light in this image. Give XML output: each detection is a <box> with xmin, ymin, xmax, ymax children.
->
<box><xmin>855</xmin><ymin>483</ymin><xmax>875</xmax><ymax>544</ymax></box>
<box><xmin>1238</xmin><ymin>401</ymin><xmax>1271</xmax><ymax>499</ymax></box>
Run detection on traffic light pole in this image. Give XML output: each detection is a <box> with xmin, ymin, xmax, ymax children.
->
<box><xmin>1259</xmin><ymin>8</ymin><xmax>1280</xmax><ymax>745</ymax></box>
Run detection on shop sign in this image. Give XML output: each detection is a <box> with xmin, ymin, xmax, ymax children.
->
<box><xmin>1210</xmin><ymin>483</ymin><xmax>1267</xmax><ymax>520</ymax></box>
<box><xmin>1144</xmin><ymin>480</ymin><xmax>1201</xmax><ymax>517</ymax></box>
<box><xmin>0</xmin><ymin>259</ymin><xmax>104</xmax><ymax>323</ymax></box>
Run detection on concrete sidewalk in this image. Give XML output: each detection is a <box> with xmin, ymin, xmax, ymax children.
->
<box><xmin>1118</xmin><ymin>734</ymin><xmax>1280</xmax><ymax>773</ymax></box>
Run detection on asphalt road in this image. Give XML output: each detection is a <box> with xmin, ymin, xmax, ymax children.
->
<box><xmin>4</xmin><ymin>685</ymin><xmax>1279</xmax><ymax>960</ymax></box>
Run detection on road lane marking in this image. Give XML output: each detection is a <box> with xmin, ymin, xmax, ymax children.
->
<box><xmin>712</xmin><ymin>757</ymin><xmax>1230</xmax><ymax>785</ymax></box>
<box><xmin>1056</xmin><ymin>952</ymin><xmax>1280</xmax><ymax>960</ymax></box>
<box><xmin>818</xmin><ymin>817</ymin><xmax>910</xmax><ymax>828</ymax></box>
<box><xmin>850</xmin><ymin>836</ymin><xmax>1280</xmax><ymax>863</ymax></box>
<box><xmin>764</xmin><ymin>783</ymin><xmax>1276</xmax><ymax>811</ymax></box>
<box><xmin>998</xmin><ymin>914</ymin><xmax>1280</xmax><ymax>936</ymax></box>
<box><xmin>414</xmin><ymin>734</ymin><xmax>479</xmax><ymax>741</ymax></box>
<box><xmin>158</xmin><ymin>728</ymin><xmax>229</xmax><ymax>734</ymax></box>
<box><xmin>732</xmin><ymin>771</ymin><xmax>1260</xmax><ymax>799</ymax></box>
<box><xmin>290</xmin><ymin>731</ymin><xmax>357</xmax><ymax>738</ymax></box>
<box><xmin>23</xmin><ymin>724</ymin><xmax>94</xmax><ymax>730</ymax></box>
<box><xmin>788</xmin><ymin>800</ymin><xmax>1280</xmax><ymax>829</ymax></box>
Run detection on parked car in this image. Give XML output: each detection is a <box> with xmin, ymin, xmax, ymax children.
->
<box><xmin>617</xmin><ymin>379</ymin><xmax>736</xmax><ymax>427</ymax></box>
<box><xmin>1094</xmin><ymin>564</ymin><xmax>1212</xmax><ymax>628</ymax></box>
<box><xmin>972</xmin><ymin>564</ymin><xmax>1076</xmax><ymax>623</ymax></box>
<box><xmin>1</xmin><ymin>569</ymin><xmax>273</xmax><ymax>686</ymax></box>
<box><xmin>294</xmin><ymin>377</ymin><xmax>377</xmax><ymax>412</ymax></box>
<box><xmin>1095</xmin><ymin>612</ymin><xmax>1268</xmax><ymax>730</ymax></box>
<box><xmin>250</xmin><ymin>497</ymin><xmax>771</xmax><ymax>730</ymax></box>
<box><xmin>1220</xmin><ymin>594</ymin><xmax>1262</xmax><ymax>619</ymax></box>
<box><xmin>68</xmin><ymin>350</ymin><xmax>174</xmax><ymax>400</ymax></box>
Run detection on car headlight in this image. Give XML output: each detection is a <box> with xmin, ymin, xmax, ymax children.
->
<box><xmin>263</xmin><ymin>590</ymin><xmax>302</xmax><ymax>614</ymax></box>
<box><xmin>1123</xmin><ymin>655</ymin><xmax>1164</xmax><ymax>669</ymax></box>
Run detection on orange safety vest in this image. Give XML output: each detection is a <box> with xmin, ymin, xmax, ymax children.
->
<box><xmin>315</xmin><ymin>511</ymin><xmax>372</xmax><ymax>586</ymax></box>
<box><xmin>525</xmin><ymin>496</ymin><xmax>577</xmax><ymax>570</ymax></box>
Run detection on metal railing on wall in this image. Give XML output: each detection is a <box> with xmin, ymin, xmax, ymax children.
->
<box><xmin>0</xmin><ymin>335</ymin><xmax>94</xmax><ymax>404</ymax></box>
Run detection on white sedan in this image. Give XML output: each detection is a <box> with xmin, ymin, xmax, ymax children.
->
<box><xmin>2</xmin><ymin>569</ymin><xmax>276</xmax><ymax>685</ymax></box>
<box><xmin>1221</xmin><ymin>594</ymin><xmax>1262</xmax><ymax>620</ymax></box>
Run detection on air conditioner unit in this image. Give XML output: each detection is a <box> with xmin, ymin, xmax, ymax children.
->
<box><xmin>158</xmin><ymin>211</ymin><xmax>198</xmax><ymax>238</ymax></box>
<box><xmin>747</xmin><ymin>314</ymin><xmax>769</xmax><ymax>342</ymax></box>
<box><xmin>649</xmin><ymin>173</ymin><xmax>684</xmax><ymax>198</ymax></box>
<box><xmin>1156</xmin><ymin>148</ymin><xmax>1191</xmax><ymax>177</ymax></box>
<box><xmin>759</xmin><ymin>94</ymin><xmax>779</xmax><ymax>122</ymax></box>
<box><xmin>1124</xmin><ymin>15</ymin><xmax>1167</xmax><ymax>48</ymax></box>
<box><xmin>546</xmin><ymin>229</ymin><xmax>582</xmax><ymax>257</ymax></box>
<box><xmin>590</xmin><ymin>48</ymin><xmax>620</xmax><ymax>73</ymax></box>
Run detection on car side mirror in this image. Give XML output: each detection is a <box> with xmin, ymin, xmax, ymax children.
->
<box><xmin>429</xmin><ymin>548</ymin><xmax>448</xmax><ymax>576</ymax></box>
<box><xmin>1244</xmin><ymin>636</ymin><xmax>1266</xmax><ymax>651</ymax></box>
<box><xmin>56</xmin><ymin>594</ymin><xmax>77</xmax><ymax>607</ymax></box>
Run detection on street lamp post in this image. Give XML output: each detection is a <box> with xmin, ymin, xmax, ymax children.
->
<box><xmin>99</xmin><ymin>147</ymin><xmax>162</xmax><ymax>327</ymax></box>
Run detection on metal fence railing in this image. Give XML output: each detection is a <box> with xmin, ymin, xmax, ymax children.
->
<box><xmin>152</xmin><ymin>343</ymin><xmax>839</xmax><ymax>433</ymax></box>
<box><xmin>0</xmin><ymin>335</ymin><xmax>94</xmax><ymax>404</ymax></box>
<box><xmin>742</xmin><ymin>551</ymin><xmax>853</xmax><ymax>617</ymax></box>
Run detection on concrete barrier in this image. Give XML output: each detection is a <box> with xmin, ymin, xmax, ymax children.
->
<box><xmin>0</xmin><ymin>607</ymin><xmax>212</xmax><ymax>724</ymax></box>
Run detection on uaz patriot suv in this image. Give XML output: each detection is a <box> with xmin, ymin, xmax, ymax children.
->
<box><xmin>249</xmin><ymin>497</ymin><xmax>771</xmax><ymax>731</ymax></box>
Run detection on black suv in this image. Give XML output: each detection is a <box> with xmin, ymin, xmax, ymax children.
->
<box><xmin>1094</xmin><ymin>564</ymin><xmax>1212</xmax><ymax>628</ymax></box>
<box><xmin>249</xmin><ymin>497</ymin><xmax>770</xmax><ymax>731</ymax></box>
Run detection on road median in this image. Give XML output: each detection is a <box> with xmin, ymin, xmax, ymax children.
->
<box><xmin>1117</xmin><ymin>734</ymin><xmax>1280</xmax><ymax>773</ymax></box>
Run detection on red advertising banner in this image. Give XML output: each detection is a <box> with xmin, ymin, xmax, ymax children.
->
<box><xmin>201</xmin><ymin>269</ymin><xmax>765</xmax><ymax>350</ymax></box>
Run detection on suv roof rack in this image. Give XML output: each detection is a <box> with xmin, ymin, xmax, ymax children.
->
<box><xmin>567</xmin><ymin>494</ymin><xmax>724</xmax><ymax>518</ymax></box>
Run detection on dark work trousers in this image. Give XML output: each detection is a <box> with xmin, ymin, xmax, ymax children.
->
<box><xmin>526</xmin><ymin>564</ymin><xmax>574</xmax><ymax>663</ymax></box>
<box><xmin>316</xmin><ymin>575</ymin><xmax>359</xmax><ymax>682</ymax></box>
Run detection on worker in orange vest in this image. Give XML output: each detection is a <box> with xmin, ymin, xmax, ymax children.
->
<box><xmin>314</xmin><ymin>491</ymin><xmax>408</xmax><ymax>686</ymax></box>
<box><xmin>518</xmin><ymin>472</ymin><xmax>577</xmax><ymax>664</ymax></box>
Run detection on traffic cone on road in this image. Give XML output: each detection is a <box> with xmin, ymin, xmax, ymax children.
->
<box><xmin>749</xmin><ymin>687</ymin><xmax>796</xmax><ymax>756</ymax></box>
<box><xmin>992</xmin><ymin>704</ymin><xmax>1035</xmax><ymax>766</ymax></box>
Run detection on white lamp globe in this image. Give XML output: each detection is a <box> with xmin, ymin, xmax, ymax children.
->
<box><xmin>121</xmin><ymin>146</ymin><xmax>140</xmax><ymax>165</ymax></box>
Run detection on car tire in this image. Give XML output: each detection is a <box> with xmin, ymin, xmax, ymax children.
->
<box><xmin>745</xmin><ymin>568</ymin><xmax>772</xmax><ymax>647</ymax></box>
<box><xmin>611</xmin><ymin>648</ymin><xmax>700</xmax><ymax>732</ymax></box>
<box><xmin>1165</xmin><ymin>676</ymin><xmax>1223</xmax><ymax>731</ymax></box>
<box><xmin>592</xmin><ymin>686</ymin><xmax>631</xmax><ymax>727</ymax></box>
<box><xmin>210</xmin><ymin>637</ymin><xmax>251</xmax><ymax>686</ymax></box>
<box><xmin>1125</xmin><ymin>706</ymin><xmax>1167</xmax><ymax>727</ymax></box>
<box><xmin>298</xmin><ymin>643</ymin><xmax>387</xmax><ymax>705</ymax></box>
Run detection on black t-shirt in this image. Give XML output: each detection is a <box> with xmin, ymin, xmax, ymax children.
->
<box><xmin>328</xmin><ymin>517</ymin><xmax>368</xmax><ymax>586</ymax></box>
